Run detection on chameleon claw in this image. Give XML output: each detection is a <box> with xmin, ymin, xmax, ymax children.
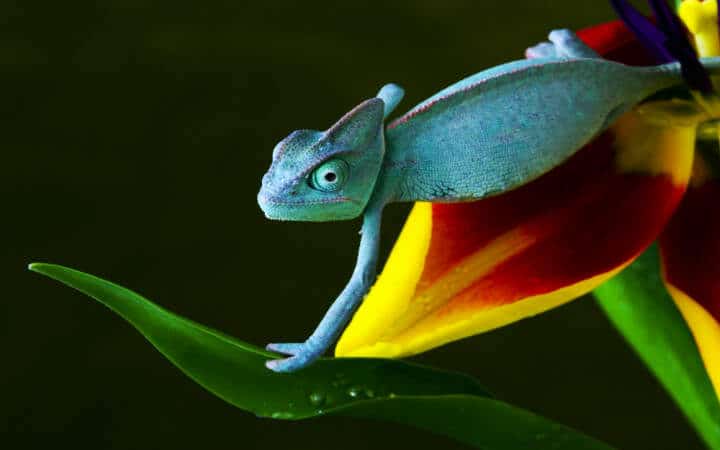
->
<box><xmin>266</xmin><ymin>355</ymin><xmax>305</xmax><ymax>372</ymax></box>
<box><xmin>527</xmin><ymin>29</ymin><xmax>599</xmax><ymax>60</ymax></box>
<box><xmin>526</xmin><ymin>42</ymin><xmax>557</xmax><ymax>59</ymax></box>
<box><xmin>265</xmin><ymin>341</ymin><xmax>324</xmax><ymax>372</ymax></box>
<box><xmin>266</xmin><ymin>342</ymin><xmax>304</xmax><ymax>355</ymax></box>
<box><xmin>548</xmin><ymin>29</ymin><xmax>576</xmax><ymax>47</ymax></box>
<box><xmin>548</xmin><ymin>28</ymin><xmax>600</xmax><ymax>58</ymax></box>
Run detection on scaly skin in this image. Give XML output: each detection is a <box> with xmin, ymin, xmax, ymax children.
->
<box><xmin>257</xmin><ymin>29</ymin><xmax>720</xmax><ymax>372</ymax></box>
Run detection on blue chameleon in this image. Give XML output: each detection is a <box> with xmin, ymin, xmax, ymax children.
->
<box><xmin>257</xmin><ymin>0</ymin><xmax>720</xmax><ymax>372</ymax></box>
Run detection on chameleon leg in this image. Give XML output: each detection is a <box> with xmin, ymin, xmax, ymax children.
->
<box><xmin>526</xmin><ymin>29</ymin><xmax>600</xmax><ymax>59</ymax></box>
<box><xmin>376</xmin><ymin>83</ymin><xmax>405</xmax><ymax>119</ymax></box>
<box><xmin>266</xmin><ymin>206</ymin><xmax>383</xmax><ymax>372</ymax></box>
<box><xmin>266</xmin><ymin>343</ymin><xmax>304</xmax><ymax>355</ymax></box>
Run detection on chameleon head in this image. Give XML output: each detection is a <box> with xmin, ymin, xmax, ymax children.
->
<box><xmin>258</xmin><ymin>98</ymin><xmax>386</xmax><ymax>221</ymax></box>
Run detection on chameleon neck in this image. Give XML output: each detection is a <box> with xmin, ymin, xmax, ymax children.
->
<box><xmin>375</xmin><ymin>130</ymin><xmax>426</xmax><ymax>203</ymax></box>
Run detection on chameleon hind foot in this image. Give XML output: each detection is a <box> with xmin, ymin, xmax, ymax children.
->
<box><xmin>526</xmin><ymin>29</ymin><xmax>600</xmax><ymax>59</ymax></box>
<box><xmin>265</xmin><ymin>340</ymin><xmax>325</xmax><ymax>372</ymax></box>
<box><xmin>525</xmin><ymin>42</ymin><xmax>558</xmax><ymax>59</ymax></box>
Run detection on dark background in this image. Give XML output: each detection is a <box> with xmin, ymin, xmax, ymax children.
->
<box><xmin>1</xmin><ymin>1</ymin><xmax>703</xmax><ymax>449</ymax></box>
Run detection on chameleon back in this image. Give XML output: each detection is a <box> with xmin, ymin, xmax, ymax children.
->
<box><xmin>382</xmin><ymin>57</ymin><xmax>678</xmax><ymax>202</ymax></box>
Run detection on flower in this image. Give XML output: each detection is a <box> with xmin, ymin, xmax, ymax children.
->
<box><xmin>680</xmin><ymin>0</ymin><xmax>720</xmax><ymax>56</ymax></box>
<box><xmin>335</xmin><ymin>1</ymin><xmax>720</xmax><ymax>404</ymax></box>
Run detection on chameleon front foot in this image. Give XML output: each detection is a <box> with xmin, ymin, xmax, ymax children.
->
<box><xmin>266</xmin><ymin>342</ymin><xmax>305</xmax><ymax>355</ymax></box>
<box><xmin>265</xmin><ymin>340</ymin><xmax>325</xmax><ymax>372</ymax></box>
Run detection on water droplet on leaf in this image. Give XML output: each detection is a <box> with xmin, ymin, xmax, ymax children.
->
<box><xmin>308</xmin><ymin>392</ymin><xmax>326</xmax><ymax>406</ymax></box>
<box><xmin>347</xmin><ymin>386</ymin><xmax>363</xmax><ymax>398</ymax></box>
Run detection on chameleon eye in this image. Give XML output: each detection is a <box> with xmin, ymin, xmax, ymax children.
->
<box><xmin>310</xmin><ymin>159</ymin><xmax>349</xmax><ymax>192</ymax></box>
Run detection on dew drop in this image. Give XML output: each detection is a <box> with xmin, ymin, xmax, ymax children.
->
<box><xmin>308</xmin><ymin>392</ymin><xmax>326</xmax><ymax>406</ymax></box>
<box><xmin>347</xmin><ymin>386</ymin><xmax>364</xmax><ymax>398</ymax></box>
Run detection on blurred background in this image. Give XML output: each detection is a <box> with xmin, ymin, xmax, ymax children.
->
<box><xmin>1</xmin><ymin>0</ymin><xmax>702</xmax><ymax>449</ymax></box>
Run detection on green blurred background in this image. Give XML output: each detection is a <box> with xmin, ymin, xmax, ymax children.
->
<box><xmin>1</xmin><ymin>0</ymin><xmax>704</xmax><ymax>448</ymax></box>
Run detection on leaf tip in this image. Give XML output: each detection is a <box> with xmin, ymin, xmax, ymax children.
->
<box><xmin>28</xmin><ymin>262</ymin><xmax>61</xmax><ymax>277</ymax></box>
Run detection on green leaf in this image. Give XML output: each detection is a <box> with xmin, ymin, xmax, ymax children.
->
<box><xmin>594</xmin><ymin>244</ymin><xmax>720</xmax><ymax>450</ymax></box>
<box><xmin>30</xmin><ymin>262</ymin><xmax>614</xmax><ymax>450</ymax></box>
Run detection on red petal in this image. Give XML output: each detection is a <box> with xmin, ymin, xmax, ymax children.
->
<box><xmin>660</xmin><ymin>175</ymin><xmax>720</xmax><ymax>397</ymax></box>
<box><xmin>336</xmin><ymin>112</ymin><xmax>694</xmax><ymax>358</ymax></box>
<box><xmin>661</xmin><ymin>180</ymin><xmax>720</xmax><ymax>323</ymax></box>
<box><xmin>577</xmin><ymin>19</ymin><xmax>658</xmax><ymax>65</ymax></box>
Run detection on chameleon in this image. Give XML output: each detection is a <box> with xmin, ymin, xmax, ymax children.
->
<box><xmin>257</xmin><ymin>17</ymin><xmax>720</xmax><ymax>373</ymax></box>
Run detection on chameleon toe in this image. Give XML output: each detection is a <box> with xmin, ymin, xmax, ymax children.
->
<box><xmin>265</xmin><ymin>353</ymin><xmax>317</xmax><ymax>373</ymax></box>
<box><xmin>266</xmin><ymin>342</ymin><xmax>304</xmax><ymax>356</ymax></box>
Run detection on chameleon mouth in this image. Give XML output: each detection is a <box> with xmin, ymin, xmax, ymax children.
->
<box><xmin>257</xmin><ymin>191</ymin><xmax>353</xmax><ymax>221</ymax></box>
<box><xmin>259</xmin><ymin>194</ymin><xmax>351</xmax><ymax>207</ymax></box>
<box><xmin>257</xmin><ymin>192</ymin><xmax>287</xmax><ymax>220</ymax></box>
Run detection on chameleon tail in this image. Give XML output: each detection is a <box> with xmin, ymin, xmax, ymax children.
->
<box><xmin>611</xmin><ymin>0</ymin><xmax>715</xmax><ymax>94</ymax></box>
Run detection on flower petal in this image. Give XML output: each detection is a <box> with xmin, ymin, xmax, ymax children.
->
<box><xmin>679</xmin><ymin>0</ymin><xmax>720</xmax><ymax>58</ymax></box>
<box><xmin>576</xmin><ymin>20</ymin><xmax>658</xmax><ymax>66</ymax></box>
<box><xmin>660</xmin><ymin>163</ymin><xmax>720</xmax><ymax>397</ymax></box>
<box><xmin>608</xmin><ymin>0</ymin><xmax>676</xmax><ymax>63</ymax></box>
<box><xmin>336</xmin><ymin>110</ymin><xmax>695</xmax><ymax>358</ymax></box>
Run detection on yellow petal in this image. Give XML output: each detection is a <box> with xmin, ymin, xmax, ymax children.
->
<box><xmin>679</xmin><ymin>0</ymin><xmax>720</xmax><ymax>57</ymax></box>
